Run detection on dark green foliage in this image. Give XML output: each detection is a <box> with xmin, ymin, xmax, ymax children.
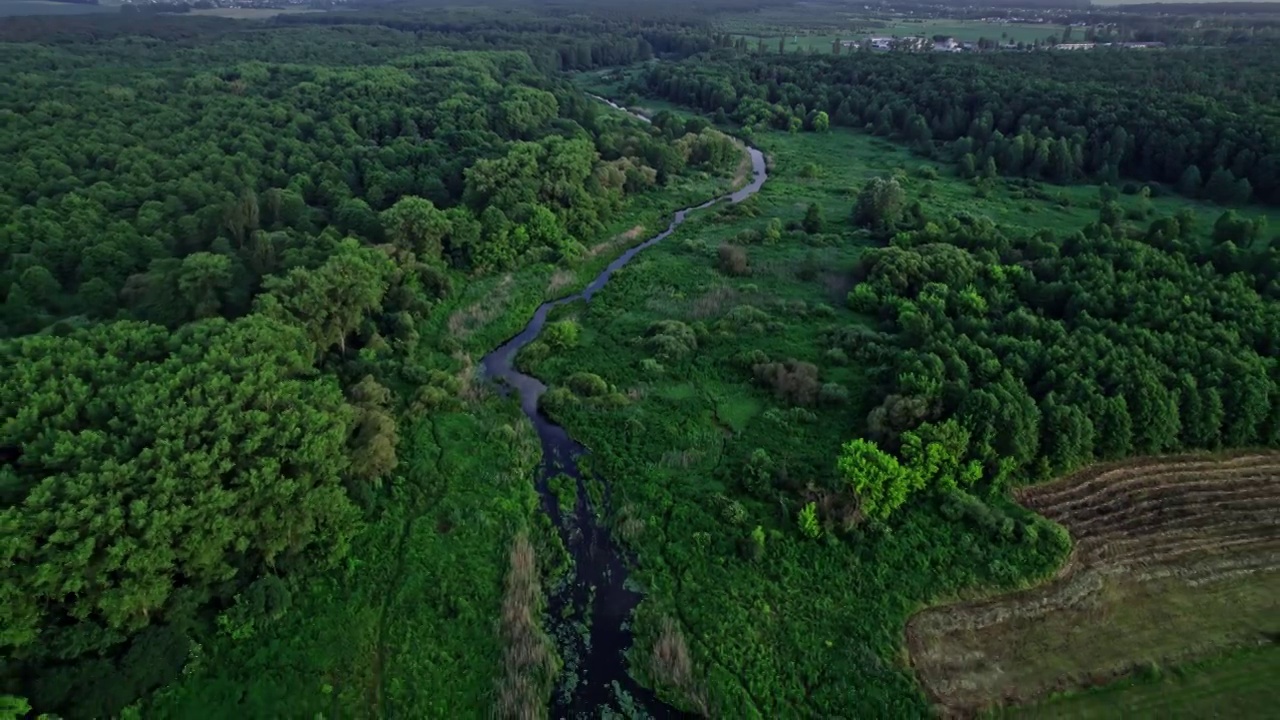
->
<box><xmin>0</xmin><ymin>41</ymin><xmax>682</xmax><ymax>337</ymax></box>
<box><xmin>853</xmin><ymin>176</ymin><xmax>907</xmax><ymax>233</ymax></box>
<box><xmin>2</xmin><ymin>316</ymin><xmax>362</xmax><ymax>712</ymax></box>
<box><xmin>850</xmin><ymin>209</ymin><xmax>1280</xmax><ymax>481</ymax></box>
<box><xmin>717</xmin><ymin>243</ymin><xmax>751</xmax><ymax>275</ymax></box>
<box><xmin>753</xmin><ymin>359</ymin><xmax>821</xmax><ymax>406</ymax></box>
<box><xmin>0</xmin><ymin>14</ymin><xmax>747</xmax><ymax>717</ymax></box>
<box><xmin>802</xmin><ymin>202</ymin><xmax>824</xmax><ymax>234</ymax></box>
<box><xmin>637</xmin><ymin>48</ymin><xmax>1280</xmax><ymax>205</ymax></box>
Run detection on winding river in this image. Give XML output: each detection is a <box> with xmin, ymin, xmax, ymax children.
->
<box><xmin>480</xmin><ymin>97</ymin><xmax>767</xmax><ymax>718</ymax></box>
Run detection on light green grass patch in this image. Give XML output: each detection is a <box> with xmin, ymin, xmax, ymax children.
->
<box><xmin>715</xmin><ymin>394</ymin><xmax>763</xmax><ymax>434</ymax></box>
<box><xmin>1001</xmin><ymin>644</ymin><xmax>1280</xmax><ymax>719</ymax></box>
<box><xmin>656</xmin><ymin>382</ymin><xmax>699</xmax><ymax>401</ymax></box>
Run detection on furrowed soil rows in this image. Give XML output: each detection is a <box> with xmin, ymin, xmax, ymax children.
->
<box><xmin>905</xmin><ymin>451</ymin><xmax>1280</xmax><ymax>716</ymax></box>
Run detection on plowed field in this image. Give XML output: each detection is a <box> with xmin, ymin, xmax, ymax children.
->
<box><xmin>906</xmin><ymin>452</ymin><xmax>1280</xmax><ymax>716</ymax></box>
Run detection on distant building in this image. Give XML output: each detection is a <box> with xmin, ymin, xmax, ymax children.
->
<box><xmin>898</xmin><ymin>36</ymin><xmax>930</xmax><ymax>51</ymax></box>
<box><xmin>1054</xmin><ymin>42</ymin><xmax>1097</xmax><ymax>51</ymax></box>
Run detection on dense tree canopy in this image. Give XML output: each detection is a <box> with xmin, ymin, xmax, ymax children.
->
<box><xmin>846</xmin><ymin>206</ymin><xmax>1280</xmax><ymax>488</ymax></box>
<box><xmin>0</xmin><ymin>18</ymin><xmax>737</xmax><ymax>717</ymax></box>
<box><xmin>635</xmin><ymin>47</ymin><xmax>1280</xmax><ymax>204</ymax></box>
<box><xmin>0</xmin><ymin>315</ymin><xmax>362</xmax><ymax>715</ymax></box>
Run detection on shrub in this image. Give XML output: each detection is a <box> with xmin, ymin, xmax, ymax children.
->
<box><xmin>739</xmin><ymin>524</ymin><xmax>766</xmax><ymax>561</ymax></box>
<box><xmin>518</xmin><ymin>339</ymin><xmax>550</xmax><ymax>366</ymax></box>
<box><xmin>650</xmin><ymin>618</ymin><xmax>709</xmax><ymax>715</ymax></box>
<box><xmin>598</xmin><ymin>391</ymin><xmax>630</xmax><ymax>407</ymax></box>
<box><xmin>737</xmin><ymin>348</ymin><xmax>769</xmax><ymax>368</ymax></box>
<box><xmin>722</xmin><ymin>304</ymin><xmax>770</xmax><ymax>331</ymax></box>
<box><xmin>753</xmin><ymin>359</ymin><xmax>821</xmax><ymax>406</ymax></box>
<box><xmin>744</xmin><ymin>448</ymin><xmax>774</xmax><ymax>496</ymax></box>
<box><xmin>411</xmin><ymin>385</ymin><xmax>457</xmax><ymax>412</ymax></box>
<box><xmin>567</xmin><ymin>372</ymin><xmax>608</xmax><ymax>397</ymax></box>
<box><xmin>819</xmin><ymin>383</ymin><xmax>849</xmax><ymax>406</ymax></box>
<box><xmin>764</xmin><ymin>218</ymin><xmax>783</xmax><ymax>244</ymax></box>
<box><xmin>538</xmin><ymin>387</ymin><xmax>579</xmax><ymax>414</ymax></box>
<box><xmin>645</xmin><ymin>320</ymin><xmax>697</xmax><ymax>361</ymax></box>
<box><xmin>720</xmin><ymin>498</ymin><xmax>747</xmax><ymax>525</ymax></box>
<box><xmin>639</xmin><ymin>358</ymin><xmax>664</xmax><ymax>376</ymax></box>
<box><xmin>543</xmin><ymin>319</ymin><xmax>580</xmax><ymax>350</ymax></box>
<box><xmin>798</xmin><ymin>502</ymin><xmax>821</xmax><ymax>539</ymax></box>
<box><xmin>717</xmin><ymin>243</ymin><xmax>750</xmax><ymax>276</ymax></box>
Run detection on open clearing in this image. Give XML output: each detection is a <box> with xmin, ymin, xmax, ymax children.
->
<box><xmin>907</xmin><ymin>452</ymin><xmax>1280</xmax><ymax>716</ymax></box>
<box><xmin>1002</xmin><ymin>644</ymin><xmax>1280</xmax><ymax>719</ymax></box>
<box><xmin>189</xmin><ymin>7</ymin><xmax>328</xmax><ymax>19</ymax></box>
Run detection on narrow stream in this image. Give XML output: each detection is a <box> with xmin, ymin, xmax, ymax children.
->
<box><xmin>480</xmin><ymin>97</ymin><xmax>767</xmax><ymax>718</ymax></box>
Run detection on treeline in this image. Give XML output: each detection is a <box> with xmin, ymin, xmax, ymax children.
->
<box><xmin>843</xmin><ymin>195</ymin><xmax>1280</xmax><ymax>505</ymax></box>
<box><xmin>272</xmin><ymin>7</ymin><xmax>729</xmax><ymax>72</ymax></box>
<box><xmin>0</xmin><ymin>26</ymin><xmax>734</xmax><ymax>717</ymax></box>
<box><xmin>634</xmin><ymin>47</ymin><xmax>1280</xmax><ymax>205</ymax></box>
<box><xmin>0</xmin><ymin>46</ymin><xmax>721</xmax><ymax>336</ymax></box>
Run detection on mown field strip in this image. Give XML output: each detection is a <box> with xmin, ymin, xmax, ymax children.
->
<box><xmin>907</xmin><ymin>453</ymin><xmax>1280</xmax><ymax>715</ymax></box>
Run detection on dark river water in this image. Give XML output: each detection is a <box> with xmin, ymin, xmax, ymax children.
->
<box><xmin>480</xmin><ymin>98</ymin><xmax>767</xmax><ymax>718</ymax></box>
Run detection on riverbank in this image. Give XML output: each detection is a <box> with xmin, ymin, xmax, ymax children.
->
<box><xmin>140</xmin><ymin>95</ymin><xmax>751</xmax><ymax>720</ymax></box>
<box><xmin>478</xmin><ymin>99</ymin><xmax>766</xmax><ymax>716</ymax></box>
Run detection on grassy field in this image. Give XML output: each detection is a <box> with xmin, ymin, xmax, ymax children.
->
<box><xmin>881</xmin><ymin>19</ymin><xmax>1059</xmax><ymax>44</ymax></box>
<box><xmin>582</xmin><ymin>70</ymin><xmax>1280</xmax><ymax>235</ymax></box>
<box><xmin>513</xmin><ymin>83</ymin><xmax>1081</xmax><ymax>715</ymax></box>
<box><xmin>529</xmin><ymin>80</ymin><xmax>1280</xmax><ymax>715</ymax></box>
<box><xmin>1002</xmin><ymin>644</ymin><xmax>1280</xmax><ymax>719</ymax></box>
<box><xmin>189</xmin><ymin>7</ymin><xmax>329</xmax><ymax>19</ymax></box>
<box><xmin>909</xmin><ymin>452</ymin><xmax>1280</xmax><ymax>715</ymax></box>
<box><xmin>144</xmin><ymin>409</ymin><xmax>548</xmax><ymax>719</ymax></box>
<box><xmin>731</xmin><ymin>20</ymin><xmax>1059</xmax><ymax>52</ymax></box>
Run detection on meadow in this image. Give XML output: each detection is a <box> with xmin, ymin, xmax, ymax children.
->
<box><xmin>729</xmin><ymin>20</ymin><xmax>1060</xmax><ymax>53</ymax></box>
<box><xmin>523</xmin><ymin>76</ymin><xmax>1280</xmax><ymax>715</ymax></box>
<box><xmin>188</xmin><ymin>7</ymin><xmax>329</xmax><ymax>19</ymax></box>
<box><xmin>910</xmin><ymin>452</ymin><xmax>1280</xmax><ymax>714</ymax></box>
<box><xmin>1001</xmin><ymin>644</ymin><xmax>1280</xmax><ymax>719</ymax></box>
<box><xmin>515</xmin><ymin>88</ymin><xmax>1090</xmax><ymax>715</ymax></box>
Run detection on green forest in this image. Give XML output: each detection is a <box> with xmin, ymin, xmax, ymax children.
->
<box><xmin>3</xmin><ymin>1</ymin><xmax>1279</xmax><ymax>718</ymax></box>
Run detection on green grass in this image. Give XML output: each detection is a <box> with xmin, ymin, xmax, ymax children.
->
<box><xmin>520</xmin><ymin>88</ymin><xmax>1073</xmax><ymax>715</ymax></box>
<box><xmin>750</xmin><ymin>127</ymin><xmax>1280</xmax><ymax>237</ymax></box>
<box><xmin>730</xmin><ymin>20</ymin><xmax>1059</xmax><ymax>53</ymax></box>
<box><xmin>1001</xmin><ymin>644</ymin><xmax>1280</xmax><ymax>719</ymax></box>
<box><xmin>548</xmin><ymin>473</ymin><xmax>579</xmax><ymax>514</ymax></box>
<box><xmin>514</xmin><ymin>80</ymin><xmax>1280</xmax><ymax>716</ymax></box>
<box><xmin>140</xmin><ymin>101</ymin><xmax>746</xmax><ymax>719</ymax></box>
<box><xmin>881</xmin><ymin>20</ymin><xmax>1059</xmax><ymax>44</ymax></box>
<box><xmin>715</xmin><ymin>393</ymin><xmax>762</xmax><ymax>434</ymax></box>
<box><xmin>145</xmin><ymin>409</ymin><xmax>543</xmax><ymax>719</ymax></box>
